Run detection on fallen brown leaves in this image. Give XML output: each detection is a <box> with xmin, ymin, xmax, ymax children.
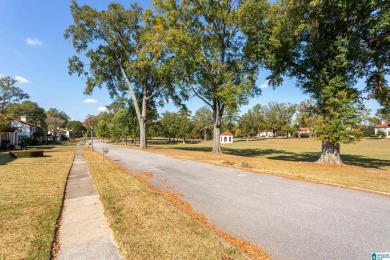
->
<box><xmin>107</xmin><ymin>157</ymin><xmax>268</xmax><ymax>260</ymax></box>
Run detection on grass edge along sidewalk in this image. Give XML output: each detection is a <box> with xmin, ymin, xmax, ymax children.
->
<box><xmin>0</xmin><ymin>145</ymin><xmax>75</xmax><ymax>259</ymax></box>
<box><xmin>83</xmin><ymin>147</ymin><xmax>268</xmax><ymax>260</ymax></box>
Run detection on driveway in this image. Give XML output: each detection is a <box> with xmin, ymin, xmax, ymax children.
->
<box><xmin>93</xmin><ymin>141</ymin><xmax>390</xmax><ymax>259</ymax></box>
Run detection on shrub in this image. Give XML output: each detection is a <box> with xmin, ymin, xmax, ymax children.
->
<box><xmin>9</xmin><ymin>150</ymin><xmax>44</xmax><ymax>158</ymax></box>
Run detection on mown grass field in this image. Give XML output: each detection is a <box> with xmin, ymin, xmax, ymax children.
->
<box><xmin>142</xmin><ymin>138</ymin><xmax>390</xmax><ymax>193</ymax></box>
<box><xmin>0</xmin><ymin>145</ymin><xmax>75</xmax><ymax>259</ymax></box>
<box><xmin>83</xmin><ymin>147</ymin><xmax>267</xmax><ymax>259</ymax></box>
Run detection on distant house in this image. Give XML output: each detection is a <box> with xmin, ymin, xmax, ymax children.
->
<box><xmin>298</xmin><ymin>127</ymin><xmax>311</xmax><ymax>137</ymax></box>
<box><xmin>220</xmin><ymin>131</ymin><xmax>233</xmax><ymax>144</ymax></box>
<box><xmin>375</xmin><ymin>122</ymin><xmax>390</xmax><ymax>138</ymax></box>
<box><xmin>0</xmin><ymin>115</ymin><xmax>44</xmax><ymax>148</ymax></box>
<box><xmin>256</xmin><ymin>131</ymin><xmax>273</xmax><ymax>138</ymax></box>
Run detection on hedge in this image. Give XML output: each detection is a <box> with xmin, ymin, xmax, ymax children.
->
<box><xmin>9</xmin><ymin>150</ymin><xmax>44</xmax><ymax>158</ymax></box>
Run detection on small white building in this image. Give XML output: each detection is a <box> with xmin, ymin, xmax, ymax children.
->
<box><xmin>257</xmin><ymin>131</ymin><xmax>273</xmax><ymax>138</ymax></box>
<box><xmin>220</xmin><ymin>131</ymin><xmax>234</xmax><ymax>144</ymax></box>
<box><xmin>298</xmin><ymin>127</ymin><xmax>311</xmax><ymax>137</ymax></box>
<box><xmin>375</xmin><ymin>122</ymin><xmax>390</xmax><ymax>138</ymax></box>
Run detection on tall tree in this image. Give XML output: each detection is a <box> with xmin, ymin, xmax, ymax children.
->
<box><xmin>222</xmin><ymin>107</ymin><xmax>240</xmax><ymax>134</ymax></box>
<box><xmin>262</xmin><ymin>102</ymin><xmax>296</xmax><ymax>138</ymax></box>
<box><xmin>159</xmin><ymin>111</ymin><xmax>180</xmax><ymax>141</ymax></box>
<box><xmin>294</xmin><ymin>100</ymin><xmax>321</xmax><ymax>129</ymax></box>
<box><xmin>6</xmin><ymin>101</ymin><xmax>47</xmax><ymax>127</ymax></box>
<box><xmin>46</xmin><ymin>108</ymin><xmax>70</xmax><ymax>141</ymax></box>
<box><xmin>192</xmin><ymin>106</ymin><xmax>213</xmax><ymax>140</ymax></box>
<box><xmin>240</xmin><ymin>104</ymin><xmax>264</xmax><ymax>140</ymax></box>
<box><xmin>376</xmin><ymin>108</ymin><xmax>390</xmax><ymax>122</ymax></box>
<box><xmin>154</xmin><ymin>0</ymin><xmax>270</xmax><ymax>153</ymax></box>
<box><xmin>245</xmin><ymin>0</ymin><xmax>389</xmax><ymax>164</ymax></box>
<box><xmin>65</xmin><ymin>1</ymin><xmax>182</xmax><ymax>149</ymax></box>
<box><xmin>0</xmin><ymin>76</ymin><xmax>30</xmax><ymax>113</ymax></box>
<box><xmin>177</xmin><ymin>108</ymin><xmax>192</xmax><ymax>143</ymax></box>
<box><xmin>46</xmin><ymin>108</ymin><xmax>70</xmax><ymax>127</ymax></box>
<box><xmin>66</xmin><ymin>120</ymin><xmax>86</xmax><ymax>137</ymax></box>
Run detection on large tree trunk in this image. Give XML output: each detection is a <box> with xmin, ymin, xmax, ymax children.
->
<box><xmin>212</xmin><ymin>122</ymin><xmax>222</xmax><ymax>153</ymax></box>
<box><xmin>139</xmin><ymin>95</ymin><xmax>147</xmax><ymax>149</ymax></box>
<box><xmin>317</xmin><ymin>141</ymin><xmax>343</xmax><ymax>164</ymax></box>
<box><xmin>203</xmin><ymin>128</ymin><xmax>207</xmax><ymax>140</ymax></box>
<box><xmin>212</xmin><ymin>107</ymin><xmax>223</xmax><ymax>154</ymax></box>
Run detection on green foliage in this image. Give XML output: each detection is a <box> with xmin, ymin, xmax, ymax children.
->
<box><xmin>109</xmin><ymin>108</ymin><xmax>138</xmax><ymax>141</ymax></box>
<box><xmin>294</xmin><ymin>100</ymin><xmax>321</xmax><ymax>128</ymax></box>
<box><xmin>0</xmin><ymin>76</ymin><xmax>30</xmax><ymax>113</ymax></box>
<box><xmin>9</xmin><ymin>150</ymin><xmax>44</xmax><ymax>158</ymax></box>
<box><xmin>159</xmin><ymin>111</ymin><xmax>180</xmax><ymax>140</ymax></box>
<box><xmin>66</xmin><ymin>120</ymin><xmax>86</xmax><ymax>137</ymax></box>
<box><xmin>192</xmin><ymin>106</ymin><xmax>213</xmax><ymax>140</ymax></box>
<box><xmin>376</xmin><ymin>107</ymin><xmax>390</xmax><ymax>122</ymax></box>
<box><xmin>378</xmin><ymin>129</ymin><xmax>387</xmax><ymax>138</ymax></box>
<box><xmin>243</xmin><ymin>0</ymin><xmax>389</xmax><ymax>161</ymax></box>
<box><xmin>6</xmin><ymin>101</ymin><xmax>47</xmax><ymax>127</ymax></box>
<box><xmin>0</xmin><ymin>114</ymin><xmax>9</xmax><ymax>132</ymax></box>
<box><xmin>65</xmin><ymin>1</ymin><xmax>183</xmax><ymax>148</ymax></box>
<box><xmin>46</xmin><ymin>108</ymin><xmax>70</xmax><ymax>126</ymax></box>
<box><xmin>241</xmin><ymin>102</ymin><xmax>296</xmax><ymax>138</ymax></box>
<box><xmin>153</xmin><ymin>0</ymin><xmax>270</xmax><ymax>152</ymax></box>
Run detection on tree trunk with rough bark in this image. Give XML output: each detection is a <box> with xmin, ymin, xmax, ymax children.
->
<box><xmin>212</xmin><ymin>106</ymin><xmax>223</xmax><ymax>154</ymax></box>
<box><xmin>317</xmin><ymin>141</ymin><xmax>343</xmax><ymax>164</ymax></box>
<box><xmin>138</xmin><ymin>93</ymin><xmax>147</xmax><ymax>149</ymax></box>
<box><xmin>212</xmin><ymin>121</ymin><xmax>222</xmax><ymax>153</ymax></box>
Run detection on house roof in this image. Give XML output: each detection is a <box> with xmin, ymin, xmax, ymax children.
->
<box><xmin>220</xmin><ymin>131</ymin><xmax>233</xmax><ymax>136</ymax></box>
<box><xmin>2</xmin><ymin>127</ymin><xmax>18</xmax><ymax>133</ymax></box>
<box><xmin>375</xmin><ymin>122</ymin><xmax>390</xmax><ymax>128</ymax></box>
<box><xmin>0</xmin><ymin>113</ymin><xmax>41</xmax><ymax>128</ymax></box>
<box><xmin>299</xmin><ymin>127</ymin><xmax>310</xmax><ymax>131</ymax></box>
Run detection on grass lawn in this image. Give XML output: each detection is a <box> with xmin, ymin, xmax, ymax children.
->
<box><xmin>140</xmin><ymin>138</ymin><xmax>390</xmax><ymax>194</ymax></box>
<box><xmin>0</xmin><ymin>145</ymin><xmax>75</xmax><ymax>259</ymax></box>
<box><xmin>83</xmin><ymin>147</ymin><xmax>268</xmax><ymax>259</ymax></box>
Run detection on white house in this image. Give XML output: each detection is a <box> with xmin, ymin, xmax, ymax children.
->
<box><xmin>375</xmin><ymin>122</ymin><xmax>390</xmax><ymax>138</ymax></box>
<box><xmin>298</xmin><ymin>127</ymin><xmax>311</xmax><ymax>137</ymax></box>
<box><xmin>220</xmin><ymin>131</ymin><xmax>234</xmax><ymax>144</ymax></box>
<box><xmin>256</xmin><ymin>131</ymin><xmax>273</xmax><ymax>138</ymax></box>
<box><xmin>0</xmin><ymin>115</ymin><xmax>42</xmax><ymax>148</ymax></box>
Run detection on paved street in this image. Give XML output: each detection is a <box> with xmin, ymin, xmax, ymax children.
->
<box><xmin>93</xmin><ymin>141</ymin><xmax>390</xmax><ymax>260</ymax></box>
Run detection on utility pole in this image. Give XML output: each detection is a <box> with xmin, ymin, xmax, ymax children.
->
<box><xmin>91</xmin><ymin>126</ymin><xmax>94</xmax><ymax>151</ymax></box>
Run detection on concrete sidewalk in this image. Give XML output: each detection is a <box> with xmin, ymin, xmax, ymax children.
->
<box><xmin>57</xmin><ymin>146</ymin><xmax>122</xmax><ymax>260</ymax></box>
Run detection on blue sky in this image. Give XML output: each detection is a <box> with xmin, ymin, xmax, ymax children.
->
<box><xmin>0</xmin><ymin>0</ymin><xmax>381</xmax><ymax>121</ymax></box>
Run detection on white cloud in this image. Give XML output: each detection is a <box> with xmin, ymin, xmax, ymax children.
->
<box><xmin>260</xmin><ymin>80</ymin><xmax>269</xmax><ymax>89</ymax></box>
<box><xmin>97</xmin><ymin>106</ymin><xmax>108</xmax><ymax>112</ymax></box>
<box><xmin>25</xmin><ymin>38</ymin><xmax>42</xmax><ymax>46</ymax></box>
<box><xmin>14</xmin><ymin>76</ymin><xmax>29</xmax><ymax>83</ymax></box>
<box><xmin>83</xmin><ymin>98</ymin><xmax>98</xmax><ymax>104</ymax></box>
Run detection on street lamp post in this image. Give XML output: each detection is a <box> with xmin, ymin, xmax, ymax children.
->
<box><xmin>90</xmin><ymin>126</ymin><xmax>94</xmax><ymax>151</ymax></box>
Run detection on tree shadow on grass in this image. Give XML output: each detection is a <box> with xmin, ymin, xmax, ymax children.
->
<box><xmin>269</xmin><ymin>152</ymin><xmax>390</xmax><ymax>170</ymax></box>
<box><xmin>0</xmin><ymin>152</ymin><xmax>16</xmax><ymax>165</ymax></box>
<box><xmin>166</xmin><ymin>145</ymin><xmax>390</xmax><ymax>170</ymax></box>
<box><xmin>341</xmin><ymin>154</ymin><xmax>390</xmax><ymax>170</ymax></box>
<box><xmin>223</xmin><ymin>148</ymin><xmax>288</xmax><ymax>157</ymax></box>
<box><xmin>169</xmin><ymin>147</ymin><xmax>213</xmax><ymax>152</ymax></box>
<box><xmin>267</xmin><ymin>152</ymin><xmax>319</xmax><ymax>162</ymax></box>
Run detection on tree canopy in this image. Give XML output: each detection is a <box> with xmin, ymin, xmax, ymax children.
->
<box><xmin>65</xmin><ymin>0</ymin><xmax>183</xmax><ymax>149</ymax></box>
<box><xmin>6</xmin><ymin>101</ymin><xmax>47</xmax><ymax>127</ymax></box>
<box><xmin>243</xmin><ymin>0</ymin><xmax>390</xmax><ymax>164</ymax></box>
<box><xmin>153</xmin><ymin>0</ymin><xmax>270</xmax><ymax>153</ymax></box>
<box><xmin>0</xmin><ymin>76</ymin><xmax>30</xmax><ymax>113</ymax></box>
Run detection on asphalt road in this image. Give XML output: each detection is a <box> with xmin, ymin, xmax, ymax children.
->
<box><xmin>93</xmin><ymin>141</ymin><xmax>390</xmax><ymax>260</ymax></box>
